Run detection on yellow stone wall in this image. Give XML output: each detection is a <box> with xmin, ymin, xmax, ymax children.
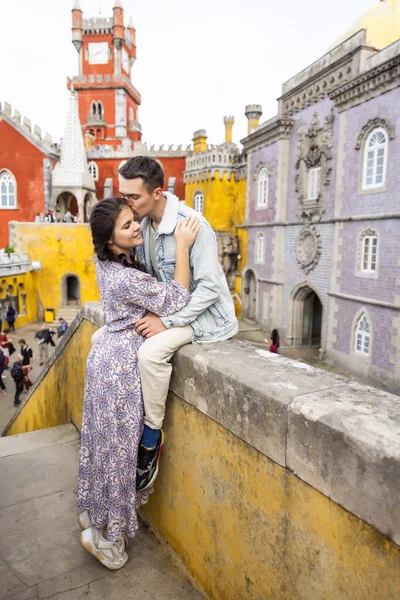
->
<box><xmin>143</xmin><ymin>394</ymin><xmax>400</xmax><ymax>600</ymax></box>
<box><xmin>6</xmin><ymin>318</ymin><xmax>96</xmax><ymax>435</ymax></box>
<box><xmin>185</xmin><ymin>172</ymin><xmax>248</xmax><ymax>302</ymax></box>
<box><xmin>0</xmin><ymin>271</ymin><xmax>39</xmax><ymax>328</ymax></box>
<box><xmin>10</xmin><ymin>223</ymin><xmax>100</xmax><ymax>315</ymax></box>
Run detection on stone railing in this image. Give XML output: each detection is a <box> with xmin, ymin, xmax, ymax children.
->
<box><xmin>5</xmin><ymin>302</ymin><xmax>400</xmax><ymax>599</ymax></box>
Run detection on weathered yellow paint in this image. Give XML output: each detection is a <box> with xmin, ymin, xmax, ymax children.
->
<box><xmin>0</xmin><ymin>271</ymin><xmax>39</xmax><ymax>328</ymax></box>
<box><xmin>6</xmin><ymin>318</ymin><xmax>97</xmax><ymax>435</ymax></box>
<box><xmin>143</xmin><ymin>394</ymin><xmax>400</xmax><ymax>600</ymax></box>
<box><xmin>185</xmin><ymin>171</ymin><xmax>247</xmax><ymax>303</ymax></box>
<box><xmin>10</xmin><ymin>223</ymin><xmax>100</xmax><ymax>315</ymax></box>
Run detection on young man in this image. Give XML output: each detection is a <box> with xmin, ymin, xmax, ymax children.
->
<box><xmin>57</xmin><ymin>318</ymin><xmax>69</xmax><ymax>339</ymax></box>
<box><xmin>118</xmin><ymin>156</ymin><xmax>238</xmax><ymax>491</ymax></box>
<box><xmin>18</xmin><ymin>339</ymin><xmax>33</xmax><ymax>391</ymax></box>
<box><xmin>11</xmin><ymin>355</ymin><xmax>24</xmax><ymax>407</ymax></box>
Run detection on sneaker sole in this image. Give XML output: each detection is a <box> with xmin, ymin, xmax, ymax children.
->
<box><xmin>139</xmin><ymin>430</ymin><xmax>165</xmax><ymax>492</ymax></box>
<box><xmin>80</xmin><ymin>529</ymin><xmax>128</xmax><ymax>571</ymax></box>
<box><xmin>78</xmin><ymin>511</ymin><xmax>91</xmax><ymax>530</ymax></box>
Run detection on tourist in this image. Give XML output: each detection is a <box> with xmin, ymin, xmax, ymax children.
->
<box><xmin>34</xmin><ymin>213</ymin><xmax>42</xmax><ymax>223</ymax></box>
<box><xmin>76</xmin><ymin>197</ymin><xmax>199</xmax><ymax>571</ymax></box>
<box><xmin>10</xmin><ymin>355</ymin><xmax>24</xmax><ymax>407</ymax></box>
<box><xmin>0</xmin><ymin>348</ymin><xmax>7</xmax><ymax>396</ymax></box>
<box><xmin>35</xmin><ymin>327</ymin><xmax>49</xmax><ymax>365</ymax></box>
<box><xmin>57</xmin><ymin>318</ymin><xmax>69</xmax><ymax>339</ymax></box>
<box><xmin>0</xmin><ymin>327</ymin><xmax>10</xmax><ymax>367</ymax></box>
<box><xmin>117</xmin><ymin>157</ymin><xmax>238</xmax><ymax>492</ymax></box>
<box><xmin>6</xmin><ymin>305</ymin><xmax>16</xmax><ymax>331</ymax></box>
<box><xmin>64</xmin><ymin>210</ymin><xmax>73</xmax><ymax>223</ymax></box>
<box><xmin>264</xmin><ymin>328</ymin><xmax>280</xmax><ymax>354</ymax></box>
<box><xmin>18</xmin><ymin>339</ymin><xmax>33</xmax><ymax>392</ymax></box>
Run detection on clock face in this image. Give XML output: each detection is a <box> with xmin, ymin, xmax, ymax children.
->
<box><xmin>122</xmin><ymin>48</ymin><xmax>129</xmax><ymax>73</ymax></box>
<box><xmin>88</xmin><ymin>42</ymin><xmax>109</xmax><ymax>65</ymax></box>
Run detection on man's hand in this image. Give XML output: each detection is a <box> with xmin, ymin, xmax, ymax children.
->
<box><xmin>135</xmin><ymin>314</ymin><xmax>167</xmax><ymax>338</ymax></box>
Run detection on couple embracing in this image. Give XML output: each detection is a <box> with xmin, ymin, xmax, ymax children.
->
<box><xmin>76</xmin><ymin>157</ymin><xmax>238</xmax><ymax>570</ymax></box>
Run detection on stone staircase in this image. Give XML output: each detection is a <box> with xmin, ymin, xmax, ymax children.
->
<box><xmin>55</xmin><ymin>304</ymin><xmax>81</xmax><ymax>324</ymax></box>
<box><xmin>0</xmin><ymin>424</ymin><xmax>202</xmax><ymax>599</ymax></box>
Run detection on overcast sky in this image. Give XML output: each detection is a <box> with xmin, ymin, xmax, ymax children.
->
<box><xmin>0</xmin><ymin>0</ymin><xmax>375</xmax><ymax>147</ymax></box>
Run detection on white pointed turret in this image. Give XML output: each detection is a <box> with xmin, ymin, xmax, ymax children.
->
<box><xmin>53</xmin><ymin>92</ymin><xmax>95</xmax><ymax>190</ymax></box>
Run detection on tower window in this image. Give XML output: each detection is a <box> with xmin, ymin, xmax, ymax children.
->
<box><xmin>257</xmin><ymin>168</ymin><xmax>269</xmax><ymax>208</ymax></box>
<box><xmin>362</xmin><ymin>234</ymin><xmax>378</xmax><ymax>273</ymax></box>
<box><xmin>193</xmin><ymin>191</ymin><xmax>204</xmax><ymax>215</ymax></box>
<box><xmin>362</xmin><ymin>128</ymin><xmax>388</xmax><ymax>190</ymax></box>
<box><xmin>88</xmin><ymin>161</ymin><xmax>99</xmax><ymax>182</ymax></box>
<box><xmin>0</xmin><ymin>170</ymin><xmax>17</xmax><ymax>209</ymax></box>
<box><xmin>307</xmin><ymin>166</ymin><xmax>321</xmax><ymax>200</ymax></box>
<box><xmin>255</xmin><ymin>232</ymin><xmax>265</xmax><ymax>263</ymax></box>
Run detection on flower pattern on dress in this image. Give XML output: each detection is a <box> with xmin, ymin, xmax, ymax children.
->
<box><xmin>76</xmin><ymin>257</ymin><xmax>191</xmax><ymax>541</ymax></box>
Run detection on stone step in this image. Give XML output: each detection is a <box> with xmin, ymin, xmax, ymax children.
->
<box><xmin>0</xmin><ymin>423</ymin><xmax>79</xmax><ymax>458</ymax></box>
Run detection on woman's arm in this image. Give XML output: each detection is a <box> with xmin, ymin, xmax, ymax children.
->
<box><xmin>173</xmin><ymin>215</ymin><xmax>200</xmax><ymax>290</ymax></box>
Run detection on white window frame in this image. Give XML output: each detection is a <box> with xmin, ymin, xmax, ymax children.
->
<box><xmin>257</xmin><ymin>168</ymin><xmax>268</xmax><ymax>208</ymax></box>
<box><xmin>193</xmin><ymin>191</ymin><xmax>204</xmax><ymax>215</ymax></box>
<box><xmin>255</xmin><ymin>232</ymin><xmax>265</xmax><ymax>264</ymax></box>
<box><xmin>361</xmin><ymin>235</ymin><xmax>378</xmax><ymax>273</ymax></box>
<box><xmin>307</xmin><ymin>166</ymin><xmax>321</xmax><ymax>201</ymax></box>
<box><xmin>362</xmin><ymin>127</ymin><xmax>388</xmax><ymax>190</ymax></box>
<box><xmin>0</xmin><ymin>170</ymin><xmax>17</xmax><ymax>209</ymax></box>
<box><xmin>355</xmin><ymin>314</ymin><xmax>371</xmax><ymax>356</ymax></box>
<box><xmin>88</xmin><ymin>161</ymin><xmax>99</xmax><ymax>182</ymax></box>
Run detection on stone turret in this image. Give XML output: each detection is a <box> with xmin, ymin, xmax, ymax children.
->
<box><xmin>113</xmin><ymin>0</ymin><xmax>125</xmax><ymax>50</ymax></box>
<box><xmin>223</xmin><ymin>116</ymin><xmax>235</xmax><ymax>144</ymax></box>
<box><xmin>245</xmin><ymin>104</ymin><xmax>263</xmax><ymax>135</ymax></box>
<box><xmin>71</xmin><ymin>0</ymin><xmax>83</xmax><ymax>54</ymax></box>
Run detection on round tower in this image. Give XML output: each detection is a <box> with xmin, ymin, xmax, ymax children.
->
<box><xmin>223</xmin><ymin>116</ymin><xmax>235</xmax><ymax>144</ymax></box>
<box><xmin>113</xmin><ymin>0</ymin><xmax>125</xmax><ymax>50</ymax></box>
<box><xmin>245</xmin><ymin>104</ymin><xmax>262</xmax><ymax>136</ymax></box>
<box><xmin>128</xmin><ymin>16</ymin><xmax>137</xmax><ymax>63</ymax></box>
<box><xmin>71</xmin><ymin>0</ymin><xmax>83</xmax><ymax>54</ymax></box>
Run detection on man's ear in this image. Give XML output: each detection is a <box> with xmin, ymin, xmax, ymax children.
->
<box><xmin>153</xmin><ymin>187</ymin><xmax>164</xmax><ymax>200</ymax></box>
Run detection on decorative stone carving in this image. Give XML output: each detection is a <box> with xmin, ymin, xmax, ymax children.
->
<box><xmin>295</xmin><ymin>110</ymin><xmax>334</xmax><ymax>222</ymax></box>
<box><xmin>355</xmin><ymin>117</ymin><xmax>395</xmax><ymax>150</ymax></box>
<box><xmin>215</xmin><ymin>232</ymin><xmax>239</xmax><ymax>291</ymax></box>
<box><xmin>296</xmin><ymin>226</ymin><xmax>321</xmax><ymax>274</ymax></box>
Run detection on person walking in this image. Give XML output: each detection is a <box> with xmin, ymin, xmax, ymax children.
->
<box><xmin>57</xmin><ymin>318</ymin><xmax>69</xmax><ymax>339</ymax></box>
<box><xmin>18</xmin><ymin>339</ymin><xmax>33</xmax><ymax>392</ymax></box>
<box><xmin>0</xmin><ymin>349</ymin><xmax>7</xmax><ymax>396</ymax></box>
<box><xmin>11</xmin><ymin>355</ymin><xmax>24</xmax><ymax>407</ymax></box>
<box><xmin>6</xmin><ymin>305</ymin><xmax>16</xmax><ymax>331</ymax></box>
<box><xmin>0</xmin><ymin>328</ymin><xmax>10</xmax><ymax>368</ymax></box>
<box><xmin>264</xmin><ymin>328</ymin><xmax>280</xmax><ymax>354</ymax></box>
<box><xmin>76</xmin><ymin>198</ymin><xmax>199</xmax><ymax>571</ymax></box>
<box><xmin>35</xmin><ymin>328</ymin><xmax>49</xmax><ymax>365</ymax></box>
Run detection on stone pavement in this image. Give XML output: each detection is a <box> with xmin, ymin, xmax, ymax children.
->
<box><xmin>0</xmin><ymin>322</ymin><xmax>59</xmax><ymax>434</ymax></box>
<box><xmin>0</xmin><ymin>424</ymin><xmax>203</xmax><ymax>600</ymax></box>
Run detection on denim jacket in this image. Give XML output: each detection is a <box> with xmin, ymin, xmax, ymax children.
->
<box><xmin>136</xmin><ymin>192</ymin><xmax>238</xmax><ymax>343</ymax></box>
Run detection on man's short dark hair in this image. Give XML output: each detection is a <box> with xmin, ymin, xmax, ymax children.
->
<box><xmin>18</xmin><ymin>339</ymin><xmax>26</xmax><ymax>344</ymax></box>
<box><xmin>118</xmin><ymin>156</ymin><xmax>164</xmax><ymax>192</ymax></box>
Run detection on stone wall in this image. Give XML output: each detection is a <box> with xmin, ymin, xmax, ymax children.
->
<box><xmin>4</xmin><ymin>303</ymin><xmax>400</xmax><ymax>599</ymax></box>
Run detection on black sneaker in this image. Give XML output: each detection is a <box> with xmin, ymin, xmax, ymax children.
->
<box><xmin>136</xmin><ymin>430</ymin><xmax>165</xmax><ymax>492</ymax></box>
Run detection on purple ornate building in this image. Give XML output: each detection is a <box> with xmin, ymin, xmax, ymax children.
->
<box><xmin>241</xmin><ymin>16</ymin><xmax>400</xmax><ymax>393</ymax></box>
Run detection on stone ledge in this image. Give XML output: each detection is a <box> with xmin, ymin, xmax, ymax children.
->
<box><xmin>23</xmin><ymin>303</ymin><xmax>400</xmax><ymax>545</ymax></box>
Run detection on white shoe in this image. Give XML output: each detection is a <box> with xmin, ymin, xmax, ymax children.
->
<box><xmin>78</xmin><ymin>510</ymin><xmax>91</xmax><ymax>530</ymax></box>
<box><xmin>80</xmin><ymin>526</ymin><xmax>128</xmax><ymax>570</ymax></box>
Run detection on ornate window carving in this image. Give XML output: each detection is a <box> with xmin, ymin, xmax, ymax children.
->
<box><xmin>295</xmin><ymin>110</ymin><xmax>334</xmax><ymax>222</ymax></box>
<box><xmin>355</xmin><ymin>314</ymin><xmax>371</xmax><ymax>356</ymax></box>
<box><xmin>256</xmin><ymin>167</ymin><xmax>269</xmax><ymax>208</ymax></box>
<box><xmin>88</xmin><ymin>161</ymin><xmax>99</xmax><ymax>182</ymax></box>
<box><xmin>362</xmin><ymin>128</ymin><xmax>388</xmax><ymax>190</ymax></box>
<box><xmin>255</xmin><ymin>232</ymin><xmax>265</xmax><ymax>264</ymax></box>
<box><xmin>296</xmin><ymin>226</ymin><xmax>321</xmax><ymax>274</ymax></box>
<box><xmin>193</xmin><ymin>191</ymin><xmax>204</xmax><ymax>214</ymax></box>
<box><xmin>0</xmin><ymin>170</ymin><xmax>17</xmax><ymax>209</ymax></box>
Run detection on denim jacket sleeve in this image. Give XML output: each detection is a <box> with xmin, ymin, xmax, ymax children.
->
<box><xmin>161</xmin><ymin>222</ymin><xmax>220</xmax><ymax>328</ymax></box>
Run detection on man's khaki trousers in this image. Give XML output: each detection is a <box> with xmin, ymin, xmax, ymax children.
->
<box><xmin>91</xmin><ymin>325</ymin><xmax>193</xmax><ymax>430</ymax></box>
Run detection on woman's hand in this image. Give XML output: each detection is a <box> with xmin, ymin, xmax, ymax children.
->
<box><xmin>174</xmin><ymin>215</ymin><xmax>201</xmax><ymax>249</ymax></box>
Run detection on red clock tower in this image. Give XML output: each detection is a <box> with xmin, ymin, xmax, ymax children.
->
<box><xmin>68</xmin><ymin>1</ymin><xmax>188</xmax><ymax>201</ymax></box>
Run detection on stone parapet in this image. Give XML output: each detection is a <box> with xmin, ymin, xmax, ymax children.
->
<box><xmin>0</xmin><ymin>251</ymin><xmax>33</xmax><ymax>277</ymax></box>
<box><xmin>12</xmin><ymin>301</ymin><xmax>397</xmax><ymax>546</ymax></box>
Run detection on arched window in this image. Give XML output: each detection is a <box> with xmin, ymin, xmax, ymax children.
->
<box><xmin>91</xmin><ymin>102</ymin><xmax>97</xmax><ymax>118</ymax></box>
<box><xmin>255</xmin><ymin>232</ymin><xmax>265</xmax><ymax>263</ymax></box>
<box><xmin>355</xmin><ymin>314</ymin><xmax>371</xmax><ymax>356</ymax></box>
<box><xmin>361</xmin><ymin>232</ymin><xmax>378</xmax><ymax>273</ymax></box>
<box><xmin>363</xmin><ymin>128</ymin><xmax>388</xmax><ymax>190</ymax></box>
<box><xmin>194</xmin><ymin>191</ymin><xmax>204</xmax><ymax>215</ymax></box>
<box><xmin>88</xmin><ymin>161</ymin><xmax>99</xmax><ymax>182</ymax></box>
<box><xmin>257</xmin><ymin>168</ymin><xmax>268</xmax><ymax>208</ymax></box>
<box><xmin>0</xmin><ymin>170</ymin><xmax>17</xmax><ymax>209</ymax></box>
<box><xmin>98</xmin><ymin>102</ymin><xmax>103</xmax><ymax>120</ymax></box>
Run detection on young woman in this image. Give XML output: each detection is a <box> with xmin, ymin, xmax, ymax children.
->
<box><xmin>76</xmin><ymin>197</ymin><xmax>199</xmax><ymax>571</ymax></box>
<box><xmin>6</xmin><ymin>305</ymin><xmax>16</xmax><ymax>332</ymax></box>
<box><xmin>265</xmin><ymin>328</ymin><xmax>280</xmax><ymax>354</ymax></box>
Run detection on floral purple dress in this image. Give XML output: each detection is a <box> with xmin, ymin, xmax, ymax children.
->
<box><xmin>76</xmin><ymin>257</ymin><xmax>190</xmax><ymax>541</ymax></box>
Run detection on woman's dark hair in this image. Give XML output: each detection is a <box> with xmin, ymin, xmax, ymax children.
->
<box><xmin>89</xmin><ymin>197</ymin><xmax>146</xmax><ymax>271</ymax></box>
